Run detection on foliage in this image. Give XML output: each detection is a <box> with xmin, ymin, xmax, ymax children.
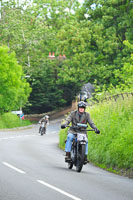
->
<box><xmin>0</xmin><ymin>0</ymin><xmax>132</xmax><ymax>113</ymax></box>
<box><xmin>24</xmin><ymin>59</ymin><xmax>65</xmax><ymax>113</ymax></box>
<box><xmin>87</xmin><ymin>95</ymin><xmax>133</xmax><ymax>170</ymax></box>
<box><xmin>114</xmin><ymin>41</ymin><xmax>133</xmax><ymax>90</ymax></box>
<box><xmin>0</xmin><ymin>112</ymin><xmax>31</xmax><ymax>129</ymax></box>
<box><xmin>0</xmin><ymin>46</ymin><xmax>31</xmax><ymax>113</ymax></box>
<box><xmin>92</xmin><ymin>41</ymin><xmax>133</xmax><ymax>101</ymax></box>
<box><xmin>59</xmin><ymin>95</ymin><xmax>133</xmax><ymax>172</ymax></box>
<box><xmin>0</xmin><ymin>0</ymin><xmax>82</xmax><ymax>113</ymax></box>
<box><xmin>0</xmin><ymin>0</ymin><xmax>51</xmax><ymax>69</ymax></box>
<box><xmin>57</xmin><ymin>0</ymin><xmax>132</xmax><ymax>90</ymax></box>
<box><xmin>59</xmin><ymin>128</ymin><xmax>68</xmax><ymax>150</ymax></box>
<box><xmin>23</xmin><ymin>58</ymin><xmax>81</xmax><ymax>113</ymax></box>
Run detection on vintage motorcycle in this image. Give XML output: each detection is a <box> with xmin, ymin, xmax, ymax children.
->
<box><xmin>66</xmin><ymin>123</ymin><xmax>94</xmax><ymax>172</ymax></box>
<box><xmin>38</xmin><ymin>116</ymin><xmax>49</xmax><ymax>136</ymax></box>
<box><xmin>39</xmin><ymin>122</ymin><xmax>46</xmax><ymax>135</ymax></box>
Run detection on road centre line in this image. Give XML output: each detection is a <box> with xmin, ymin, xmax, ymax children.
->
<box><xmin>37</xmin><ymin>180</ymin><xmax>82</xmax><ymax>200</ymax></box>
<box><xmin>3</xmin><ymin>162</ymin><xmax>26</xmax><ymax>174</ymax></box>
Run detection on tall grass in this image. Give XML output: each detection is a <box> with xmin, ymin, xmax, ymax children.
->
<box><xmin>59</xmin><ymin>128</ymin><xmax>68</xmax><ymax>150</ymax></box>
<box><xmin>87</xmin><ymin>95</ymin><xmax>133</xmax><ymax>170</ymax></box>
<box><xmin>0</xmin><ymin>112</ymin><xmax>32</xmax><ymax>129</ymax></box>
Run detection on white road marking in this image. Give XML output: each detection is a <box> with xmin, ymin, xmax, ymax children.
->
<box><xmin>3</xmin><ymin>162</ymin><xmax>26</xmax><ymax>174</ymax></box>
<box><xmin>37</xmin><ymin>180</ymin><xmax>82</xmax><ymax>200</ymax></box>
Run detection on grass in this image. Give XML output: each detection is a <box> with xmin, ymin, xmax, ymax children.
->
<box><xmin>59</xmin><ymin>95</ymin><xmax>133</xmax><ymax>176</ymax></box>
<box><xmin>0</xmin><ymin>112</ymin><xmax>32</xmax><ymax>129</ymax></box>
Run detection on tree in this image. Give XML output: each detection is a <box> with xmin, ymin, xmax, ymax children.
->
<box><xmin>23</xmin><ymin>58</ymin><xmax>79</xmax><ymax>114</ymax></box>
<box><xmin>0</xmin><ymin>1</ymin><xmax>50</xmax><ymax>69</ymax></box>
<box><xmin>1</xmin><ymin>0</ymin><xmax>82</xmax><ymax>113</ymax></box>
<box><xmin>114</xmin><ymin>40</ymin><xmax>133</xmax><ymax>90</ymax></box>
<box><xmin>82</xmin><ymin>0</ymin><xmax>132</xmax><ymax>88</ymax></box>
<box><xmin>0</xmin><ymin>46</ymin><xmax>31</xmax><ymax>113</ymax></box>
<box><xmin>57</xmin><ymin>0</ymin><xmax>132</xmax><ymax>90</ymax></box>
<box><xmin>1</xmin><ymin>0</ymin><xmax>132</xmax><ymax>114</ymax></box>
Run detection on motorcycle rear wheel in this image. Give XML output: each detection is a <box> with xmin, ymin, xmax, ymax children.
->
<box><xmin>68</xmin><ymin>145</ymin><xmax>75</xmax><ymax>169</ymax></box>
<box><xmin>76</xmin><ymin>144</ymin><xmax>85</xmax><ymax>172</ymax></box>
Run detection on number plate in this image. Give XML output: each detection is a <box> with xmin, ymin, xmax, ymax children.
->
<box><xmin>77</xmin><ymin>133</ymin><xmax>87</xmax><ymax>141</ymax></box>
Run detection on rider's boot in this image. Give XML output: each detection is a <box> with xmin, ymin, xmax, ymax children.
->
<box><xmin>84</xmin><ymin>155</ymin><xmax>89</xmax><ymax>165</ymax></box>
<box><xmin>65</xmin><ymin>152</ymin><xmax>71</xmax><ymax>162</ymax></box>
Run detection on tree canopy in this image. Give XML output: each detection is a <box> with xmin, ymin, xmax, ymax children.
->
<box><xmin>0</xmin><ymin>0</ymin><xmax>132</xmax><ymax>113</ymax></box>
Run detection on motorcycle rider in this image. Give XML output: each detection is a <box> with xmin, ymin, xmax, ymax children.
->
<box><xmin>61</xmin><ymin>101</ymin><xmax>100</xmax><ymax>163</ymax></box>
<box><xmin>39</xmin><ymin>115</ymin><xmax>49</xmax><ymax>133</ymax></box>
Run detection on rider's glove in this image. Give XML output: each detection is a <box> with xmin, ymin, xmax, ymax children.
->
<box><xmin>95</xmin><ymin>128</ymin><xmax>100</xmax><ymax>134</ymax></box>
<box><xmin>61</xmin><ymin>124</ymin><xmax>66</xmax><ymax>129</ymax></box>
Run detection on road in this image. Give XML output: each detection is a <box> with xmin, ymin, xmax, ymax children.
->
<box><xmin>0</xmin><ymin>118</ymin><xmax>133</xmax><ymax>200</ymax></box>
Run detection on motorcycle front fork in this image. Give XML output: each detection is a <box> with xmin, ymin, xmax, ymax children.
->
<box><xmin>71</xmin><ymin>141</ymin><xmax>76</xmax><ymax>162</ymax></box>
<box><xmin>76</xmin><ymin>142</ymin><xmax>80</xmax><ymax>159</ymax></box>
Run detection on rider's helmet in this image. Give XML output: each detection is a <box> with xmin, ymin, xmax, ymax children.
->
<box><xmin>78</xmin><ymin>101</ymin><xmax>86</xmax><ymax>109</ymax></box>
<box><xmin>45</xmin><ymin>115</ymin><xmax>49</xmax><ymax>119</ymax></box>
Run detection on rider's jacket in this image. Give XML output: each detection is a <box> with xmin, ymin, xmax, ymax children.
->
<box><xmin>64</xmin><ymin>110</ymin><xmax>97</xmax><ymax>134</ymax></box>
<box><xmin>39</xmin><ymin>117</ymin><xmax>49</xmax><ymax>127</ymax></box>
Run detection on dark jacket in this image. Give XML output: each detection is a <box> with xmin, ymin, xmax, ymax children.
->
<box><xmin>39</xmin><ymin>117</ymin><xmax>49</xmax><ymax>127</ymax></box>
<box><xmin>64</xmin><ymin>110</ymin><xmax>97</xmax><ymax>134</ymax></box>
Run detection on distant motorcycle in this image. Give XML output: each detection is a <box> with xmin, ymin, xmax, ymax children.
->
<box><xmin>39</xmin><ymin>122</ymin><xmax>46</xmax><ymax>135</ymax></box>
<box><xmin>38</xmin><ymin>115</ymin><xmax>49</xmax><ymax>136</ymax></box>
<box><xmin>66</xmin><ymin>123</ymin><xmax>94</xmax><ymax>172</ymax></box>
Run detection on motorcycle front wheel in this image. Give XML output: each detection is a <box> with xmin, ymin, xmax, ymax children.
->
<box><xmin>41</xmin><ymin>127</ymin><xmax>46</xmax><ymax>135</ymax></box>
<box><xmin>41</xmin><ymin>128</ymin><xmax>43</xmax><ymax>135</ymax></box>
<box><xmin>68</xmin><ymin>162</ymin><xmax>73</xmax><ymax>169</ymax></box>
<box><xmin>43</xmin><ymin>127</ymin><xmax>46</xmax><ymax>134</ymax></box>
<box><xmin>68</xmin><ymin>146</ymin><xmax>75</xmax><ymax>169</ymax></box>
<box><xmin>76</xmin><ymin>144</ymin><xmax>85</xmax><ymax>172</ymax></box>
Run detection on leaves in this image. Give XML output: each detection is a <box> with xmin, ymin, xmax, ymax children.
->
<box><xmin>0</xmin><ymin>46</ymin><xmax>31</xmax><ymax>113</ymax></box>
<box><xmin>0</xmin><ymin>0</ymin><xmax>132</xmax><ymax>113</ymax></box>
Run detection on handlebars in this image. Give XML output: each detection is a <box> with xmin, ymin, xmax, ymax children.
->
<box><xmin>61</xmin><ymin>123</ymin><xmax>100</xmax><ymax>134</ymax></box>
<box><xmin>65</xmin><ymin>125</ymin><xmax>95</xmax><ymax>132</ymax></box>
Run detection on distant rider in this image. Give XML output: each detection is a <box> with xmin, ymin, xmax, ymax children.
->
<box><xmin>61</xmin><ymin>101</ymin><xmax>100</xmax><ymax>163</ymax></box>
<box><xmin>39</xmin><ymin>115</ymin><xmax>49</xmax><ymax>133</ymax></box>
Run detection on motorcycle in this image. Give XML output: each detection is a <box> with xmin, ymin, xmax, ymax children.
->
<box><xmin>39</xmin><ymin>122</ymin><xmax>46</xmax><ymax>136</ymax></box>
<box><xmin>66</xmin><ymin>123</ymin><xmax>94</xmax><ymax>172</ymax></box>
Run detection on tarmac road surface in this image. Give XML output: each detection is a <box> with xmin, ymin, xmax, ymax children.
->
<box><xmin>0</xmin><ymin>118</ymin><xmax>133</xmax><ymax>200</ymax></box>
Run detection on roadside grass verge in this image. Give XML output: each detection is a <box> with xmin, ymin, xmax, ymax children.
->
<box><xmin>0</xmin><ymin>112</ymin><xmax>32</xmax><ymax>129</ymax></box>
<box><xmin>59</xmin><ymin>95</ymin><xmax>133</xmax><ymax>177</ymax></box>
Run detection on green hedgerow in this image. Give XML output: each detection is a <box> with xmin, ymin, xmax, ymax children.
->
<box><xmin>0</xmin><ymin>112</ymin><xmax>31</xmax><ymax>129</ymax></box>
<box><xmin>87</xmin><ymin>95</ymin><xmax>133</xmax><ymax>170</ymax></box>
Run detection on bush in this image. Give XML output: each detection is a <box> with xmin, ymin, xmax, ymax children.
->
<box><xmin>87</xmin><ymin>95</ymin><xmax>133</xmax><ymax>170</ymax></box>
<box><xmin>0</xmin><ymin>112</ymin><xmax>31</xmax><ymax>129</ymax></box>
